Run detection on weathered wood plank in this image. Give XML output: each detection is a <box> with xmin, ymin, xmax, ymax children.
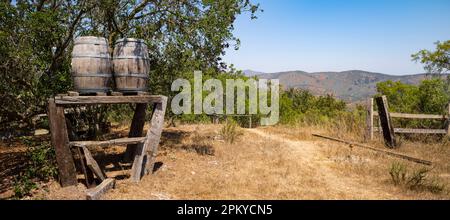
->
<box><xmin>375</xmin><ymin>96</ymin><xmax>397</xmax><ymax>148</ymax></box>
<box><xmin>124</xmin><ymin>103</ymin><xmax>148</xmax><ymax>162</ymax></box>
<box><xmin>69</xmin><ymin>137</ymin><xmax>146</xmax><ymax>148</ymax></box>
<box><xmin>312</xmin><ymin>133</ymin><xmax>432</xmax><ymax>165</ymax></box>
<box><xmin>81</xmin><ymin>146</ymin><xmax>107</xmax><ymax>181</ymax></box>
<box><xmin>374</xmin><ymin>127</ymin><xmax>447</xmax><ymax>134</ymax></box>
<box><xmin>76</xmin><ymin>146</ymin><xmax>95</xmax><ymax>188</ymax></box>
<box><xmin>394</xmin><ymin>128</ymin><xmax>447</xmax><ymax>134</ymax></box>
<box><xmin>373</xmin><ymin>112</ymin><xmax>447</xmax><ymax>119</ymax></box>
<box><xmin>447</xmin><ymin>103</ymin><xmax>450</xmax><ymax>136</ymax></box>
<box><xmin>131</xmin><ymin>96</ymin><xmax>167</xmax><ymax>182</ymax></box>
<box><xmin>48</xmin><ymin>98</ymin><xmax>78</xmax><ymax>187</ymax></box>
<box><xmin>365</xmin><ymin>98</ymin><xmax>374</xmax><ymax>142</ymax></box>
<box><xmin>54</xmin><ymin>95</ymin><xmax>164</xmax><ymax>105</ymax></box>
<box><xmin>145</xmin><ymin>96</ymin><xmax>168</xmax><ymax>175</ymax></box>
<box><xmin>86</xmin><ymin>178</ymin><xmax>115</xmax><ymax>200</ymax></box>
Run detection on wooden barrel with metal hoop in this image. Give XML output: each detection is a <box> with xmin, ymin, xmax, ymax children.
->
<box><xmin>113</xmin><ymin>38</ymin><xmax>150</xmax><ymax>92</ymax></box>
<box><xmin>71</xmin><ymin>36</ymin><xmax>112</xmax><ymax>93</ymax></box>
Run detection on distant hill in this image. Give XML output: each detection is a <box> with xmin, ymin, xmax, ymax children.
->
<box><xmin>253</xmin><ymin>70</ymin><xmax>445</xmax><ymax>102</ymax></box>
<box><xmin>243</xmin><ymin>69</ymin><xmax>266</xmax><ymax>76</ymax></box>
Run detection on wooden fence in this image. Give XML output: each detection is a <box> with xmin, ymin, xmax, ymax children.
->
<box><xmin>365</xmin><ymin>96</ymin><xmax>450</xmax><ymax>147</ymax></box>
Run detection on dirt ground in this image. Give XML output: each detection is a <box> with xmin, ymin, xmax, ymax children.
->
<box><xmin>1</xmin><ymin>124</ymin><xmax>449</xmax><ymax>200</ymax></box>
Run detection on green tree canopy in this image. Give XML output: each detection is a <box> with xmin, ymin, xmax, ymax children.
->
<box><xmin>412</xmin><ymin>40</ymin><xmax>450</xmax><ymax>75</ymax></box>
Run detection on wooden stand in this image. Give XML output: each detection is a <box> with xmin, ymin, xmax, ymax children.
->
<box><xmin>48</xmin><ymin>94</ymin><xmax>167</xmax><ymax>187</ymax></box>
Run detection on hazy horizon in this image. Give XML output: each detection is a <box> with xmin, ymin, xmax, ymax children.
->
<box><xmin>223</xmin><ymin>0</ymin><xmax>450</xmax><ymax>76</ymax></box>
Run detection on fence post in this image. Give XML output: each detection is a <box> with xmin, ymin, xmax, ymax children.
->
<box><xmin>447</xmin><ymin>103</ymin><xmax>450</xmax><ymax>136</ymax></box>
<box><xmin>375</xmin><ymin>96</ymin><xmax>397</xmax><ymax>148</ymax></box>
<box><xmin>365</xmin><ymin>98</ymin><xmax>374</xmax><ymax>142</ymax></box>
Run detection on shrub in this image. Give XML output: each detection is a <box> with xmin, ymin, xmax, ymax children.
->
<box><xmin>389</xmin><ymin>162</ymin><xmax>408</xmax><ymax>186</ymax></box>
<box><xmin>388</xmin><ymin>162</ymin><xmax>445</xmax><ymax>194</ymax></box>
<box><xmin>220</xmin><ymin>119</ymin><xmax>243</xmax><ymax>144</ymax></box>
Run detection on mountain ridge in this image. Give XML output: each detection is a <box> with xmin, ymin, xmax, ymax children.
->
<box><xmin>244</xmin><ymin>69</ymin><xmax>443</xmax><ymax>102</ymax></box>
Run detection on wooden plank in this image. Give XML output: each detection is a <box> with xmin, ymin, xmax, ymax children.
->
<box><xmin>81</xmin><ymin>146</ymin><xmax>107</xmax><ymax>181</ymax></box>
<box><xmin>48</xmin><ymin>98</ymin><xmax>78</xmax><ymax>187</ymax></box>
<box><xmin>365</xmin><ymin>98</ymin><xmax>374</xmax><ymax>142</ymax></box>
<box><xmin>131</xmin><ymin>96</ymin><xmax>168</xmax><ymax>182</ymax></box>
<box><xmin>374</xmin><ymin>127</ymin><xmax>446</xmax><ymax>134</ymax></box>
<box><xmin>447</xmin><ymin>103</ymin><xmax>450</xmax><ymax>136</ymax></box>
<box><xmin>76</xmin><ymin>146</ymin><xmax>95</xmax><ymax>188</ymax></box>
<box><xmin>86</xmin><ymin>178</ymin><xmax>115</xmax><ymax>200</ymax></box>
<box><xmin>312</xmin><ymin>134</ymin><xmax>432</xmax><ymax>166</ymax></box>
<box><xmin>54</xmin><ymin>95</ymin><xmax>163</xmax><ymax>105</ymax></box>
<box><xmin>124</xmin><ymin>103</ymin><xmax>148</xmax><ymax>162</ymax></box>
<box><xmin>373</xmin><ymin>112</ymin><xmax>447</xmax><ymax>119</ymax></box>
<box><xmin>375</xmin><ymin>96</ymin><xmax>397</xmax><ymax>148</ymax></box>
<box><xmin>394</xmin><ymin>128</ymin><xmax>447</xmax><ymax>134</ymax></box>
<box><xmin>69</xmin><ymin>137</ymin><xmax>147</xmax><ymax>148</ymax></box>
<box><xmin>145</xmin><ymin>96</ymin><xmax>168</xmax><ymax>175</ymax></box>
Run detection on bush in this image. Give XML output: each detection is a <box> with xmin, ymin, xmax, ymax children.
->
<box><xmin>220</xmin><ymin>119</ymin><xmax>243</xmax><ymax>144</ymax></box>
<box><xmin>388</xmin><ymin>162</ymin><xmax>445</xmax><ymax>194</ymax></box>
<box><xmin>389</xmin><ymin>162</ymin><xmax>408</xmax><ymax>186</ymax></box>
<box><xmin>279</xmin><ymin>88</ymin><xmax>349</xmax><ymax>126</ymax></box>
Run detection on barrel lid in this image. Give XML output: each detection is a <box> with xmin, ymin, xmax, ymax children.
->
<box><xmin>115</xmin><ymin>38</ymin><xmax>146</xmax><ymax>44</ymax></box>
<box><xmin>74</xmin><ymin>36</ymin><xmax>108</xmax><ymax>45</ymax></box>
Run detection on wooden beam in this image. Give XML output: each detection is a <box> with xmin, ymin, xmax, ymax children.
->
<box><xmin>145</xmin><ymin>97</ymin><xmax>168</xmax><ymax>175</ymax></box>
<box><xmin>373</xmin><ymin>127</ymin><xmax>447</xmax><ymax>134</ymax></box>
<box><xmin>81</xmin><ymin>146</ymin><xmax>107</xmax><ymax>181</ymax></box>
<box><xmin>365</xmin><ymin>98</ymin><xmax>374</xmax><ymax>142</ymax></box>
<box><xmin>312</xmin><ymin>133</ymin><xmax>432</xmax><ymax>166</ymax></box>
<box><xmin>124</xmin><ymin>103</ymin><xmax>148</xmax><ymax>162</ymax></box>
<box><xmin>373</xmin><ymin>112</ymin><xmax>447</xmax><ymax>119</ymax></box>
<box><xmin>48</xmin><ymin>98</ymin><xmax>78</xmax><ymax>187</ymax></box>
<box><xmin>375</xmin><ymin>96</ymin><xmax>397</xmax><ymax>148</ymax></box>
<box><xmin>447</xmin><ymin>103</ymin><xmax>450</xmax><ymax>136</ymax></box>
<box><xmin>394</xmin><ymin>128</ymin><xmax>447</xmax><ymax>134</ymax></box>
<box><xmin>131</xmin><ymin>96</ymin><xmax>167</xmax><ymax>182</ymax></box>
<box><xmin>76</xmin><ymin>146</ymin><xmax>95</xmax><ymax>188</ymax></box>
<box><xmin>69</xmin><ymin>137</ymin><xmax>147</xmax><ymax>148</ymax></box>
<box><xmin>86</xmin><ymin>178</ymin><xmax>115</xmax><ymax>200</ymax></box>
<box><xmin>54</xmin><ymin>95</ymin><xmax>164</xmax><ymax>105</ymax></box>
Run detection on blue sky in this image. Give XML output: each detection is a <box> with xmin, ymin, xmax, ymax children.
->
<box><xmin>223</xmin><ymin>0</ymin><xmax>450</xmax><ymax>75</ymax></box>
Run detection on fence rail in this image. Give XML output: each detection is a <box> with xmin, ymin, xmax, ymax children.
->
<box><xmin>373</xmin><ymin>112</ymin><xmax>448</xmax><ymax>119</ymax></box>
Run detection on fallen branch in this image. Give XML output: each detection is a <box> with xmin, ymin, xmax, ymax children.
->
<box><xmin>311</xmin><ymin>134</ymin><xmax>432</xmax><ymax>166</ymax></box>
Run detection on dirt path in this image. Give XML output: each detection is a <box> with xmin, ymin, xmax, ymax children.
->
<box><xmin>245</xmin><ymin>128</ymin><xmax>399</xmax><ymax>199</ymax></box>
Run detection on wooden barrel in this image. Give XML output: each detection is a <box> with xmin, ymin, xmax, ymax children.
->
<box><xmin>113</xmin><ymin>38</ymin><xmax>150</xmax><ymax>92</ymax></box>
<box><xmin>71</xmin><ymin>36</ymin><xmax>112</xmax><ymax>93</ymax></box>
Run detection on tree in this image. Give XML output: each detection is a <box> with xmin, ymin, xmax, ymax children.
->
<box><xmin>376</xmin><ymin>80</ymin><xmax>419</xmax><ymax>113</ymax></box>
<box><xmin>412</xmin><ymin>40</ymin><xmax>449</xmax><ymax>75</ymax></box>
<box><xmin>0</xmin><ymin>0</ymin><xmax>260</xmax><ymax>132</ymax></box>
<box><xmin>412</xmin><ymin>40</ymin><xmax>450</xmax><ymax>104</ymax></box>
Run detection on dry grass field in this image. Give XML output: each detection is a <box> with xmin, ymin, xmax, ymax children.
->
<box><xmin>4</xmin><ymin>122</ymin><xmax>447</xmax><ymax>200</ymax></box>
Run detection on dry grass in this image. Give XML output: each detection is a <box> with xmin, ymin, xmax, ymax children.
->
<box><xmin>7</xmin><ymin>120</ymin><xmax>449</xmax><ymax>200</ymax></box>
